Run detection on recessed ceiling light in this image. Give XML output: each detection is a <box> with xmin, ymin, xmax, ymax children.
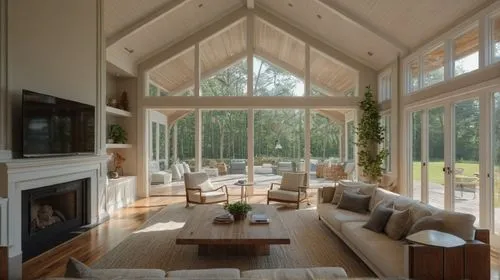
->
<box><xmin>288</xmin><ymin>3</ymin><xmax>293</xmax><ymax>7</ymax></box>
<box><xmin>317</xmin><ymin>14</ymin><xmax>322</xmax><ymax>19</ymax></box>
<box><xmin>198</xmin><ymin>3</ymin><xmax>203</xmax><ymax>8</ymax></box>
<box><xmin>367</xmin><ymin>51</ymin><xmax>374</xmax><ymax>56</ymax></box>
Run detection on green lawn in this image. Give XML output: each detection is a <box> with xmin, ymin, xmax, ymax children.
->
<box><xmin>412</xmin><ymin>161</ymin><xmax>479</xmax><ymax>185</ymax></box>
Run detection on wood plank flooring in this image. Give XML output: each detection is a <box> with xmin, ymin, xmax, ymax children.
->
<box><xmin>21</xmin><ymin>187</ymin><xmax>500</xmax><ymax>279</ymax></box>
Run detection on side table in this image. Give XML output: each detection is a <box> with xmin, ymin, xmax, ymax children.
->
<box><xmin>406</xmin><ymin>230</ymin><xmax>466</xmax><ymax>279</ymax></box>
<box><xmin>233</xmin><ymin>182</ymin><xmax>252</xmax><ymax>202</ymax></box>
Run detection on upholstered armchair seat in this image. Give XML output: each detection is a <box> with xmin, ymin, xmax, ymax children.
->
<box><xmin>267</xmin><ymin>172</ymin><xmax>309</xmax><ymax>209</ymax></box>
<box><xmin>184</xmin><ymin>172</ymin><xmax>228</xmax><ymax>207</ymax></box>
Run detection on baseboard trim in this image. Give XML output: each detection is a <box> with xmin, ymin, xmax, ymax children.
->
<box><xmin>0</xmin><ymin>150</ymin><xmax>11</xmax><ymax>162</ymax></box>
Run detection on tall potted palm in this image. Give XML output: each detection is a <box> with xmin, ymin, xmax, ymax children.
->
<box><xmin>356</xmin><ymin>86</ymin><xmax>388</xmax><ymax>183</ymax></box>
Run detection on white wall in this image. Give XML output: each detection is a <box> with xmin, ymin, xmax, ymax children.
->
<box><xmin>6</xmin><ymin>0</ymin><xmax>100</xmax><ymax>156</ymax></box>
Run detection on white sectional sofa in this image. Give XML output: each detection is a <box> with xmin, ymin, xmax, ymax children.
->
<box><xmin>317</xmin><ymin>185</ymin><xmax>490</xmax><ymax>279</ymax></box>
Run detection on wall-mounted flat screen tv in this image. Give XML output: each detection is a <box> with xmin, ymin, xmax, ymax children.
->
<box><xmin>22</xmin><ymin>90</ymin><xmax>95</xmax><ymax>157</ymax></box>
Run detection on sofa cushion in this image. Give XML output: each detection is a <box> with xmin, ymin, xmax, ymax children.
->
<box><xmin>241</xmin><ymin>267</ymin><xmax>348</xmax><ymax>279</ymax></box>
<box><xmin>342</xmin><ymin>222</ymin><xmax>405</xmax><ymax>277</ymax></box>
<box><xmin>385</xmin><ymin>208</ymin><xmax>412</xmax><ymax>240</ymax></box>
<box><xmin>66</xmin><ymin>258</ymin><xmax>166</xmax><ymax>279</ymax></box>
<box><xmin>407</xmin><ymin>215</ymin><xmax>445</xmax><ymax>236</ymax></box>
<box><xmin>268</xmin><ymin>189</ymin><xmax>306</xmax><ymax>201</ymax></box>
<box><xmin>332</xmin><ymin>181</ymin><xmax>376</xmax><ymax>204</ymax></box>
<box><xmin>322</xmin><ymin>187</ymin><xmax>336</xmax><ymax>203</ymax></box>
<box><xmin>363</xmin><ymin>202</ymin><xmax>393</xmax><ymax>233</ymax></box>
<box><xmin>317</xmin><ymin>203</ymin><xmax>370</xmax><ymax>231</ymax></box>
<box><xmin>337</xmin><ymin>191</ymin><xmax>371</xmax><ymax>214</ymax></box>
<box><xmin>65</xmin><ymin>257</ymin><xmax>91</xmax><ymax>278</ymax></box>
<box><xmin>168</xmin><ymin>268</ymin><xmax>240</xmax><ymax>279</ymax></box>
<box><xmin>369</xmin><ymin>188</ymin><xmax>399</xmax><ymax>212</ymax></box>
<box><xmin>187</xmin><ymin>190</ymin><xmax>226</xmax><ymax>203</ymax></box>
<box><xmin>433</xmin><ymin>210</ymin><xmax>476</xmax><ymax>240</ymax></box>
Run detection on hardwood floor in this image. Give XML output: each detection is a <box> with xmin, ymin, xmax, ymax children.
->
<box><xmin>21</xmin><ymin>187</ymin><xmax>500</xmax><ymax>279</ymax></box>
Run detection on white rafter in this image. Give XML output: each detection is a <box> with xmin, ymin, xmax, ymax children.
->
<box><xmin>139</xmin><ymin>7</ymin><xmax>247</xmax><ymax>72</ymax></box>
<box><xmin>106</xmin><ymin>0</ymin><xmax>188</xmax><ymax>47</ymax></box>
<box><xmin>316</xmin><ymin>0</ymin><xmax>408</xmax><ymax>55</ymax></box>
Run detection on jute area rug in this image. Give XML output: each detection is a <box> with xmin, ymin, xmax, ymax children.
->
<box><xmin>92</xmin><ymin>202</ymin><xmax>374</xmax><ymax>278</ymax></box>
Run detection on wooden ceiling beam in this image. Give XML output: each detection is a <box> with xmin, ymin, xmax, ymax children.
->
<box><xmin>139</xmin><ymin>7</ymin><xmax>247</xmax><ymax>72</ymax></box>
<box><xmin>316</xmin><ymin>0</ymin><xmax>409</xmax><ymax>56</ymax></box>
<box><xmin>316</xmin><ymin>109</ymin><xmax>345</xmax><ymax>124</ymax></box>
<box><xmin>106</xmin><ymin>0</ymin><xmax>188</xmax><ymax>47</ymax></box>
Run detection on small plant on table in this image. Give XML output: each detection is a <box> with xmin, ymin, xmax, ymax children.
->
<box><xmin>224</xmin><ymin>201</ymin><xmax>252</xmax><ymax>221</ymax></box>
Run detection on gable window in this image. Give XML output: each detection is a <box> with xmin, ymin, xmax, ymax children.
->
<box><xmin>407</xmin><ymin>59</ymin><xmax>419</xmax><ymax>93</ymax></box>
<box><xmin>491</xmin><ymin>13</ymin><xmax>500</xmax><ymax>62</ymax></box>
<box><xmin>378</xmin><ymin>69</ymin><xmax>391</xmax><ymax>102</ymax></box>
<box><xmin>423</xmin><ymin>44</ymin><xmax>444</xmax><ymax>87</ymax></box>
<box><xmin>453</xmin><ymin>25</ymin><xmax>479</xmax><ymax>77</ymax></box>
<box><xmin>149</xmin><ymin>83</ymin><xmax>158</xmax><ymax>96</ymax></box>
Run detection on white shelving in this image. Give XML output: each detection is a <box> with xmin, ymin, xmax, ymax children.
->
<box><xmin>106</xmin><ymin>144</ymin><xmax>132</xmax><ymax>149</ymax></box>
<box><xmin>106</xmin><ymin>106</ymin><xmax>131</xmax><ymax>117</ymax></box>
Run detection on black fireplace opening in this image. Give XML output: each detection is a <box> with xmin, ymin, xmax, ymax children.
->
<box><xmin>22</xmin><ymin>178</ymin><xmax>90</xmax><ymax>261</ymax></box>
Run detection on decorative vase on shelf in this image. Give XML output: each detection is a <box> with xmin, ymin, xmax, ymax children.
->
<box><xmin>119</xmin><ymin>91</ymin><xmax>129</xmax><ymax>111</ymax></box>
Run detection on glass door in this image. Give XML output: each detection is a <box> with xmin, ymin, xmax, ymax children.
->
<box><xmin>492</xmin><ymin>92</ymin><xmax>500</xmax><ymax>235</ymax></box>
<box><xmin>452</xmin><ymin>99</ymin><xmax>480</xmax><ymax>226</ymax></box>
<box><xmin>410</xmin><ymin>111</ymin><xmax>423</xmax><ymax>201</ymax></box>
<box><xmin>427</xmin><ymin>106</ymin><xmax>446</xmax><ymax>209</ymax></box>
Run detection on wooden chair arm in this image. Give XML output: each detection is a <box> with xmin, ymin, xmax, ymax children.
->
<box><xmin>213</xmin><ymin>185</ymin><xmax>228</xmax><ymax>194</ymax></box>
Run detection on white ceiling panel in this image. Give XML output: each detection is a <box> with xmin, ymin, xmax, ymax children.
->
<box><xmin>326</xmin><ymin>0</ymin><xmax>491</xmax><ymax>49</ymax></box>
<box><xmin>256</xmin><ymin>0</ymin><xmax>401</xmax><ymax>69</ymax></box>
<box><xmin>104</xmin><ymin>0</ymin><xmax>173</xmax><ymax>37</ymax></box>
<box><xmin>110</xmin><ymin>0</ymin><xmax>243</xmax><ymax>64</ymax></box>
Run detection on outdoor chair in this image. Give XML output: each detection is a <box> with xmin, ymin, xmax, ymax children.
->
<box><xmin>229</xmin><ymin>159</ymin><xmax>246</xmax><ymax>174</ymax></box>
<box><xmin>267</xmin><ymin>172</ymin><xmax>309</xmax><ymax>209</ymax></box>
<box><xmin>455</xmin><ymin>174</ymin><xmax>478</xmax><ymax>199</ymax></box>
<box><xmin>277</xmin><ymin>161</ymin><xmax>293</xmax><ymax>175</ymax></box>
<box><xmin>184</xmin><ymin>172</ymin><xmax>228</xmax><ymax>207</ymax></box>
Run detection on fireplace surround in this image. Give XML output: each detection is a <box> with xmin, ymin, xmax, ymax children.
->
<box><xmin>21</xmin><ymin>178</ymin><xmax>90</xmax><ymax>261</ymax></box>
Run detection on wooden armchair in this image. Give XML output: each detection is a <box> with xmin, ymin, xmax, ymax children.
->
<box><xmin>184</xmin><ymin>172</ymin><xmax>228</xmax><ymax>207</ymax></box>
<box><xmin>267</xmin><ymin>172</ymin><xmax>309</xmax><ymax>209</ymax></box>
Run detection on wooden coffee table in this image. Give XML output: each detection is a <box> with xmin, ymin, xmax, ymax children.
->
<box><xmin>176</xmin><ymin>204</ymin><xmax>290</xmax><ymax>256</ymax></box>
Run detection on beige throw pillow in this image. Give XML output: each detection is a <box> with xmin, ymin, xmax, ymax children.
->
<box><xmin>384</xmin><ymin>208</ymin><xmax>412</xmax><ymax>240</ymax></box>
<box><xmin>407</xmin><ymin>216</ymin><xmax>445</xmax><ymax>236</ymax></box>
<box><xmin>322</xmin><ymin>187</ymin><xmax>336</xmax><ymax>203</ymax></box>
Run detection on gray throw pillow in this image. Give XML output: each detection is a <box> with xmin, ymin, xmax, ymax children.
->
<box><xmin>363</xmin><ymin>203</ymin><xmax>393</xmax><ymax>233</ymax></box>
<box><xmin>322</xmin><ymin>187</ymin><xmax>336</xmax><ymax>203</ymax></box>
<box><xmin>384</xmin><ymin>208</ymin><xmax>412</xmax><ymax>240</ymax></box>
<box><xmin>65</xmin><ymin>257</ymin><xmax>92</xmax><ymax>278</ymax></box>
<box><xmin>407</xmin><ymin>215</ymin><xmax>445</xmax><ymax>236</ymax></box>
<box><xmin>337</xmin><ymin>191</ymin><xmax>371</xmax><ymax>214</ymax></box>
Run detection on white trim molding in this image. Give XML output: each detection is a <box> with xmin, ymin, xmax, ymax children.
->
<box><xmin>0</xmin><ymin>197</ymin><xmax>7</xmax><ymax>246</ymax></box>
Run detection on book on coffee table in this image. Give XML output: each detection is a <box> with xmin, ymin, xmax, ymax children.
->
<box><xmin>250</xmin><ymin>214</ymin><xmax>269</xmax><ymax>224</ymax></box>
<box><xmin>213</xmin><ymin>213</ymin><xmax>234</xmax><ymax>224</ymax></box>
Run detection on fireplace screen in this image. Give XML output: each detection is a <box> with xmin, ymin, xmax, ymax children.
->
<box><xmin>30</xmin><ymin>190</ymin><xmax>77</xmax><ymax>232</ymax></box>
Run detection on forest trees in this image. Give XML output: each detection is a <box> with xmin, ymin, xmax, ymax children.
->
<box><xmin>165</xmin><ymin>57</ymin><xmax>343</xmax><ymax>164</ymax></box>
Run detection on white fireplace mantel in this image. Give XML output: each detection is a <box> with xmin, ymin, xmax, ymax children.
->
<box><xmin>0</xmin><ymin>155</ymin><xmax>108</xmax><ymax>259</ymax></box>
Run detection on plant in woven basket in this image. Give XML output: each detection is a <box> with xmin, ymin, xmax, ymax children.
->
<box><xmin>356</xmin><ymin>85</ymin><xmax>389</xmax><ymax>183</ymax></box>
<box><xmin>109</xmin><ymin>124</ymin><xmax>128</xmax><ymax>144</ymax></box>
<box><xmin>224</xmin><ymin>201</ymin><xmax>252</xmax><ymax>220</ymax></box>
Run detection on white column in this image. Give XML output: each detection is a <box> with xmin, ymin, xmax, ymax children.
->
<box><xmin>247</xmin><ymin>12</ymin><xmax>254</xmax><ymax>186</ymax></box>
<box><xmin>0</xmin><ymin>0</ymin><xmax>8</xmax><ymax>160</ymax></box>
<box><xmin>195</xmin><ymin>109</ymin><xmax>202</xmax><ymax>171</ymax></box>
<box><xmin>173</xmin><ymin>123</ymin><xmax>178</xmax><ymax>162</ymax></box>
<box><xmin>136</xmin><ymin>68</ymin><xmax>149</xmax><ymax>198</ymax></box>
<box><xmin>304</xmin><ymin>44</ymin><xmax>311</xmax><ymax>178</ymax></box>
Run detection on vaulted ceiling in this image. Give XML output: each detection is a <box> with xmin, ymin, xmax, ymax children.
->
<box><xmin>104</xmin><ymin>0</ymin><xmax>493</xmax><ymax>74</ymax></box>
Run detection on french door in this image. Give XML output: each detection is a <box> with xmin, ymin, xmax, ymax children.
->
<box><xmin>408</xmin><ymin>99</ymin><xmax>481</xmax><ymax>226</ymax></box>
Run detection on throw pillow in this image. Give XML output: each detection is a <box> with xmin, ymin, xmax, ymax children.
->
<box><xmin>433</xmin><ymin>211</ymin><xmax>476</xmax><ymax>240</ymax></box>
<box><xmin>182</xmin><ymin>162</ymin><xmax>191</xmax><ymax>174</ymax></box>
<box><xmin>171</xmin><ymin>164</ymin><xmax>181</xmax><ymax>180</ymax></box>
<box><xmin>337</xmin><ymin>191</ymin><xmax>371</xmax><ymax>214</ymax></box>
<box><xmin>65</xmin><ymin>257</ymin><xmax>92</xmax><ymax>278</ymax></box>
<box><xmin>198</xmin><ymin>180</ymin><xmax>215</xmax><ymax>192</ymax></box>
<box><xmin>384</xmin><ymin>208</ymin><xmax>412</xmax><ymax>240</ymax></box>
<box><xmin>332</xmin><ymin>181</ymin><xmax>377</xmax><ymax>205</ymax></box>
<box><xmin>407</xmin><ymin>215</ymin><xmax>445</xmax><ymax>236</ymax></box>
<box><xmin>322</xmin><ymin>187</ymin><xmax>336</xmax><ymax>203</ymax></box>
<box><xmin>363</xmin><ymin>202</ymin><xmax>393</xmax><ymax>233</ymax></box>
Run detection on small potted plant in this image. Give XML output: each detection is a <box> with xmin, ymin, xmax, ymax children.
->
<box><xmin>109</xmin><ymin>124</ymin><xmax>127</xmax><ymax>144</ymax></box>
<box><xmin>224</xmin><ymin>201</ymin><xmax>252</xmax><ymax>221</ymax></box>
